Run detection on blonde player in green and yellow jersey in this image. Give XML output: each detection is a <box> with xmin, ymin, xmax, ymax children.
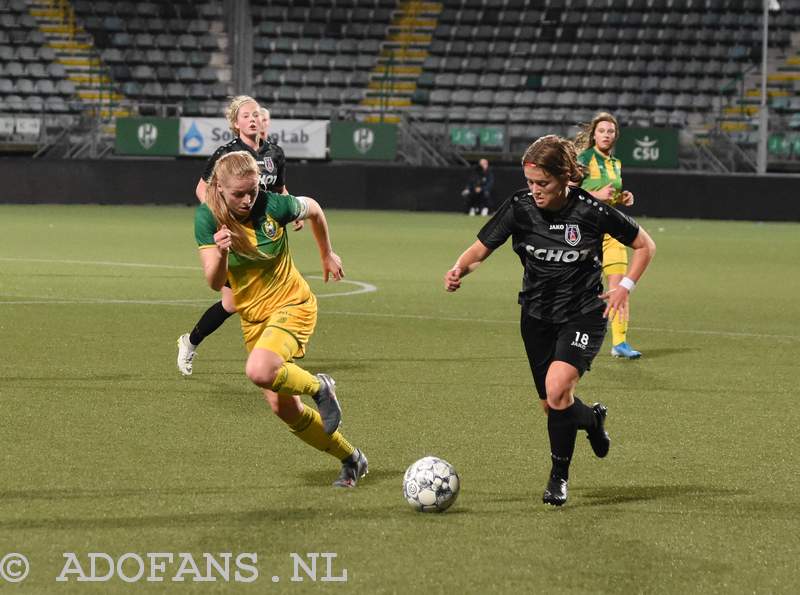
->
<box><xmin>194</xmin><ymin>151</ymin><xmax>368</xmax><ymax>487</ymax></box>
<box><xmin>576</xmin><ymin>112</ymin><xmax>642</xmax><ymax>359</ymax></box>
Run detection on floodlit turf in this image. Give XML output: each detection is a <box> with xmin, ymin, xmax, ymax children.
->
<box><xmin>1</xmin><ymin>205</ymin><xmax>799</xmax><ymax>594</ymax></box>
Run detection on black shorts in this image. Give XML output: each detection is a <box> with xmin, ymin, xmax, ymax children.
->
<box><xmin>520</xmin><ymin>310</ymin><xmax>607</xmax><ymax>400</ymax></box>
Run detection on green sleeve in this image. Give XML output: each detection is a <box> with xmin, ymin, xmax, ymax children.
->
<box><xmin>577</xmin><ymin>148</ymin><xmax>591</xmax><ymax>167</ymax></box>
<box><xmin>194</xmin><ymin>203</ymin><xmax>218</xmax><ymax>246</ymax></box>
<box><xmin>268</xmin><ymin>192</ymin><xmax>306</xmax><ymax>227</ymax></box>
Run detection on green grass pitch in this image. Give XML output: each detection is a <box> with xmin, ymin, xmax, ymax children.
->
<box><xmin>1</xmin><ymin>205</ymin><xmax>798</xmax><ymax>594</ymax></box>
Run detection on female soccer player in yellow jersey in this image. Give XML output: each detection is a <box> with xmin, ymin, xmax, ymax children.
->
<box><xmin>194</xmin><ymin>151</ymin><xmax>367</xmax><ymax>488</ymax></box>
<box><xmin>576</xmin><ymin>112</ymin><xmax>642</xmax><ymax>359</ymax></box>
<box><xmin>178</xmin><ymin>96</ymin><xmax>266</xmax><ymax>376</ymax></box>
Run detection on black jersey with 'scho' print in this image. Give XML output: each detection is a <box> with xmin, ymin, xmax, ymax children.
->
<box><xmin>201</xmin><ymin>137</ymin><xmax>286</xmax><ymax>193</ymax></box>
<box><xmin>257</xmin><ymin>140</ymin><xmax>287</xmax><ymax>192</ymax></box>
<box><xmin>477</xmin><ymin>186</ymin><xmax>640</xmax><ymax>323</ymax></box>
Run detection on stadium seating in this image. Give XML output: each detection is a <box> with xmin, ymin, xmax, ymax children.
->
<box><xmin>413</xmin><ymin>0</ymin><xmax>796</xmax><ymax>154</ymax></box>
<box><xmin>1</xmin><ymin>0</ymin><xmax>799</xmax><ymax>165</ymax></box>
<box><xmin>69</xmin><ymin>0</ymin><xmax>230</xmax><ymax>116</ymax></box>
<box><xmin>250</xmin><ymin>0</ymin><xmax>392</xmax><ymax>119</ymax></box>
<box><xmin>0</xmin><ymin>0</ymin><xmax>87</xmax><ymax>148</ymax></box>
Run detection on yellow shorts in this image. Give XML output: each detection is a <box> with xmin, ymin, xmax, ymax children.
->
<box><xmin>241</xmin><ymin>293</ymin><xmax>318</xmax><ymax>360</ymax></box>
<box><xmin>602</xmin><ymin>234</ymin><xmax>628</xmax><ymax>276</ymax></box>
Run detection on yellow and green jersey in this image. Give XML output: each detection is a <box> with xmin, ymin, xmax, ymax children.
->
<box><xmin>577</xmin><ymin>146</ymin><xmax>623</xmax><ymax>206</ymax></box>
<box><xmin>195</xmin><ymin>191</ymin><xmax>311</xmax><ymax>323</ymax></box>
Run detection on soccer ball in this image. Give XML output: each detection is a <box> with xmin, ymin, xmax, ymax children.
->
<box><xmin>402</xmin><ymin>456</ymin><xmax>460</xmax><ymax>512</ymax></box>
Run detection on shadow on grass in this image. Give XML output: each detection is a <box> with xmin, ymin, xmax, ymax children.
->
<box><xmin>309</xmin><ymin>355</ymin><xmax>517</xmax><ymax>366</ymax></box>
<box><xmin>614</xmin><ymin>347</ymin><xmax>699</xmax><ymax>360</ymax></box>
<box><xmin>573</xmin><ymin>484</ymin><xmax>748</xmax><ymax>507</ymax></box>
<box><xmin>299</xmin><ymin>467</ymin><xmax>405</xmax><ymax>488</ymax></box>
<box><xmin>5</xmin><ymin>374</ymin><xmax>142</xmax><ymax>382</ymax></box>
<box><xmin>0</xmin><ymin>483</ymin><xmax>410</xmax><ymax>531</ymax></box>
<box><xmin>0</xmin><ymin>501</ymin><xmax>406</xmax><ymax>532</ymax></box>
<box><xmin>0</xmin><ymin>486</ymin><xmax>251</xmax><ymax>503</ymax></box>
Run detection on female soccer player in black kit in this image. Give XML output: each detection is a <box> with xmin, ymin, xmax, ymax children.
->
<box><xmin>444</xmin><ymin>135</ymin><xmax>656</xmax><ymax>506</ymax></box>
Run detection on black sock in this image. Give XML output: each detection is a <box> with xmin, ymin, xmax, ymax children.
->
<box><xmin>189</xmin><ymin>301</ymin><xmax>234</xmax><ymax>346</ymax></box>
<box><xmin>571</xmin><ymin>396</ymin><xmax>597</xmax><ymax>431</ymax></box>
<box><xmin>547</xmin><ymin>407</ymin><xmax>578</xmax><ymax>480</ymax></box>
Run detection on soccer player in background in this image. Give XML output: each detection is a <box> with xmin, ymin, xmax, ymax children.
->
<box><xmin>177</xmin><ymin>96</ymin><xmax>291</xmax><ymax>376</ymax></box>
<box><xmin>576</xmin><ymin>112</ymin><xmax>643</xmax><ymax>359</ymax></box>
<box><xmin>444</xmin><ymin>135</ymin><xmax>656</xmax><ymax>506</ymax></box>
<box><xmin>195</xmin><ymin>150</ymin><xmax>368</xmax><ymax>487</ymax></box>
<box><xmin>259</xmin><ymin>106</ymin><xmax>303</xmax><ymax>232</ymax></box>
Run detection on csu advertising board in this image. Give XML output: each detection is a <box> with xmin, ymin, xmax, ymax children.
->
<box><xmin>615</xmin><ymin>128</ymin><xmax>679</xmax><ymax>169</ymax></box>
<box><xmin>178</xmin><ymin>118</ymin><xmax>327</xmax><ymax>159</ymax></box>
<box><xmin>115</xmin><ymin>118</ymin><xmax>327</xmax><ymax>159</ymax></box>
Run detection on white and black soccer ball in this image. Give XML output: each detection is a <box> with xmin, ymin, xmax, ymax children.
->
<box><xmin>402</xmin><ymin>456</ymin><xmax>460</xmax><ymax>512</ymax></box>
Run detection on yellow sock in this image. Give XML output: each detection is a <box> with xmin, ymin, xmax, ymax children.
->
<box><xmin>271</xmin><ymin>362</ymin><xmax>321</xmax><ymax>396</ymax></box>
<box><xmin>611</xmin><ymin>314</ymin><xmax>628</xmax><ymax>346</ymax></box>
<box><xmin>287</xmin><ymin>406</ymin><xmax>355</xmax><ymax>461</ymax></box>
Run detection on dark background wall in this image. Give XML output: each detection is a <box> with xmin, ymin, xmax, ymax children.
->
<box><xmin>1</xmin><ymin>157</ymin><xmax>798</xmax><ymax>221</ymax></box>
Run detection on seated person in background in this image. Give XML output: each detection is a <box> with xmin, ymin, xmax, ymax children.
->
<box><xmin>462</xmin><ymin>158</ymin><xmax>494</xmax><ymax>216</ymax></box>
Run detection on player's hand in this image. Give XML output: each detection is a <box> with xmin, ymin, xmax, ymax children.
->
<box><xmin>214</xmin><ymin>225</ymin><xmax>232</xmax><ymax>253</ymax></box>
<box><xmin>620</xmin><ymin>190</ymin><xmax>635</xmax><ymax>207</ymax></box>
<box><xmin>599</xmin><ymin>287</ymin><xmax>630</xmax><ymax>322</ymax></box>
<box><xmin>444</xmin><ymin>267</ymin><xmax>463</xmax><ymax>292</ymax></box>
<box><xmin>322</xmin><ymin>251</ymin><xmax>344</xmax><ymax>282</ymax></box>
<box><xmin>291</xmin><ymin>219</ymin><xmax>305</xmax><ymax>232</ymax></box>
<box><xmin>596</xmin><ymin>184</ymin><xmax>616</xmax><ymax>203</ymax></box>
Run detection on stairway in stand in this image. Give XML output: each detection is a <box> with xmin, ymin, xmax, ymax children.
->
<box><xmin>361</xmin><ymin>0</ymin><xmax>441</xmax><ymax>124</ymax></box>
<box><xmin>26</xmin><ymin>0</ymin><xmax>128</xmax><ymax>128</ymax></box>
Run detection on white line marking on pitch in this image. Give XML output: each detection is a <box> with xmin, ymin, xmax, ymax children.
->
<box><xmin>0</xmin><ymin>257</ymin><xmax>377</xmax><ymax>298</ymax></box>
<box><xmin>321</xmin><ymin>310</ymin><xmax>799</xmax><ymax>342</ymax></box>
<box><xmin>1</xmin><ymin>257</ymin><xmax>795</xmax><ymax>342</ymax></box>
<box><xmin>0</xmin><ymin>257</ymin><xmax>198</xmax><ymax>270</ymax></box>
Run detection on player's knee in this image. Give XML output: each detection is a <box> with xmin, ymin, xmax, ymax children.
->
<box><xmin>245</xmin><ymin>354</ymin><xmax>282</xmax><ymax>388</ymax></box>
<box><xmin>546</xmin><ymin>392</ymin><xmax>570</xmax><ymax>410</ymax></box>
<box><xmin>544</xmin><ymin>381</ymin><xmax>571</xmax><ymax>409</ymax></box>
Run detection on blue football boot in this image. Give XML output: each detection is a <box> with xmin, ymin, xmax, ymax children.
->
<box><xmin>611</xmin><ymin>342</ymin><xmax>642</xmax><ymax>359</ymax></box>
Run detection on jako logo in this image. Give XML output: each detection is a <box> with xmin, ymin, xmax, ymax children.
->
<box><xmin>137</xmin><ymin>124</ymin><xmax>158</xmax><ymax>149</ymax></box>
<box><xmin>353</xmin><ymin>128</ymin><xmax>374</xmax><ymax>154</ymax></box>
<box><xmin>633</xmin><ymin>136</ymin><xmax>659</xmax><ymax>161</ymax></box>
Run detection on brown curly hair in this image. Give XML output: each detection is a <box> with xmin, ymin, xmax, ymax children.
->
<box><xmin>521</xmin><ymin>135</ymin><xmax>583</xmax><ymax>184</ymax></box>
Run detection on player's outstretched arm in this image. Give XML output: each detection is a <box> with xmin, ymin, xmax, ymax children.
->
<box><xmin>444</xmin><ymin>240</ymin><xmax>493</xmax><ymax>292</ymax></box>
<box><xmin>600</xmin><ymin>226</ymin><xmax>656</xmax><ymax>321</ymax></box>
<box><xmin>303</xmin><ymin>197</ymin><xmax>343</xmax><ymax>282</ymax></box>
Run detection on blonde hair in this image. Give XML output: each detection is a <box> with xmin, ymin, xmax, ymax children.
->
<box><xmin>574</xmin><ymin>111</ymin><xmax>620</xmax><ymax>153</ymax></box>
<box><xmin>204</xmin><ymin>151</ymin><xmax>264</xmax><ymax>260</ymax></box>
<box><xmin>225</xmin><ymin>95</ymin><xmax>259</xmax><ymax>136</ymax></box>
<box><xmin>521</xmin><ymin>135</ymin><xmax>583</xmax><ymax>184</ymax></box>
